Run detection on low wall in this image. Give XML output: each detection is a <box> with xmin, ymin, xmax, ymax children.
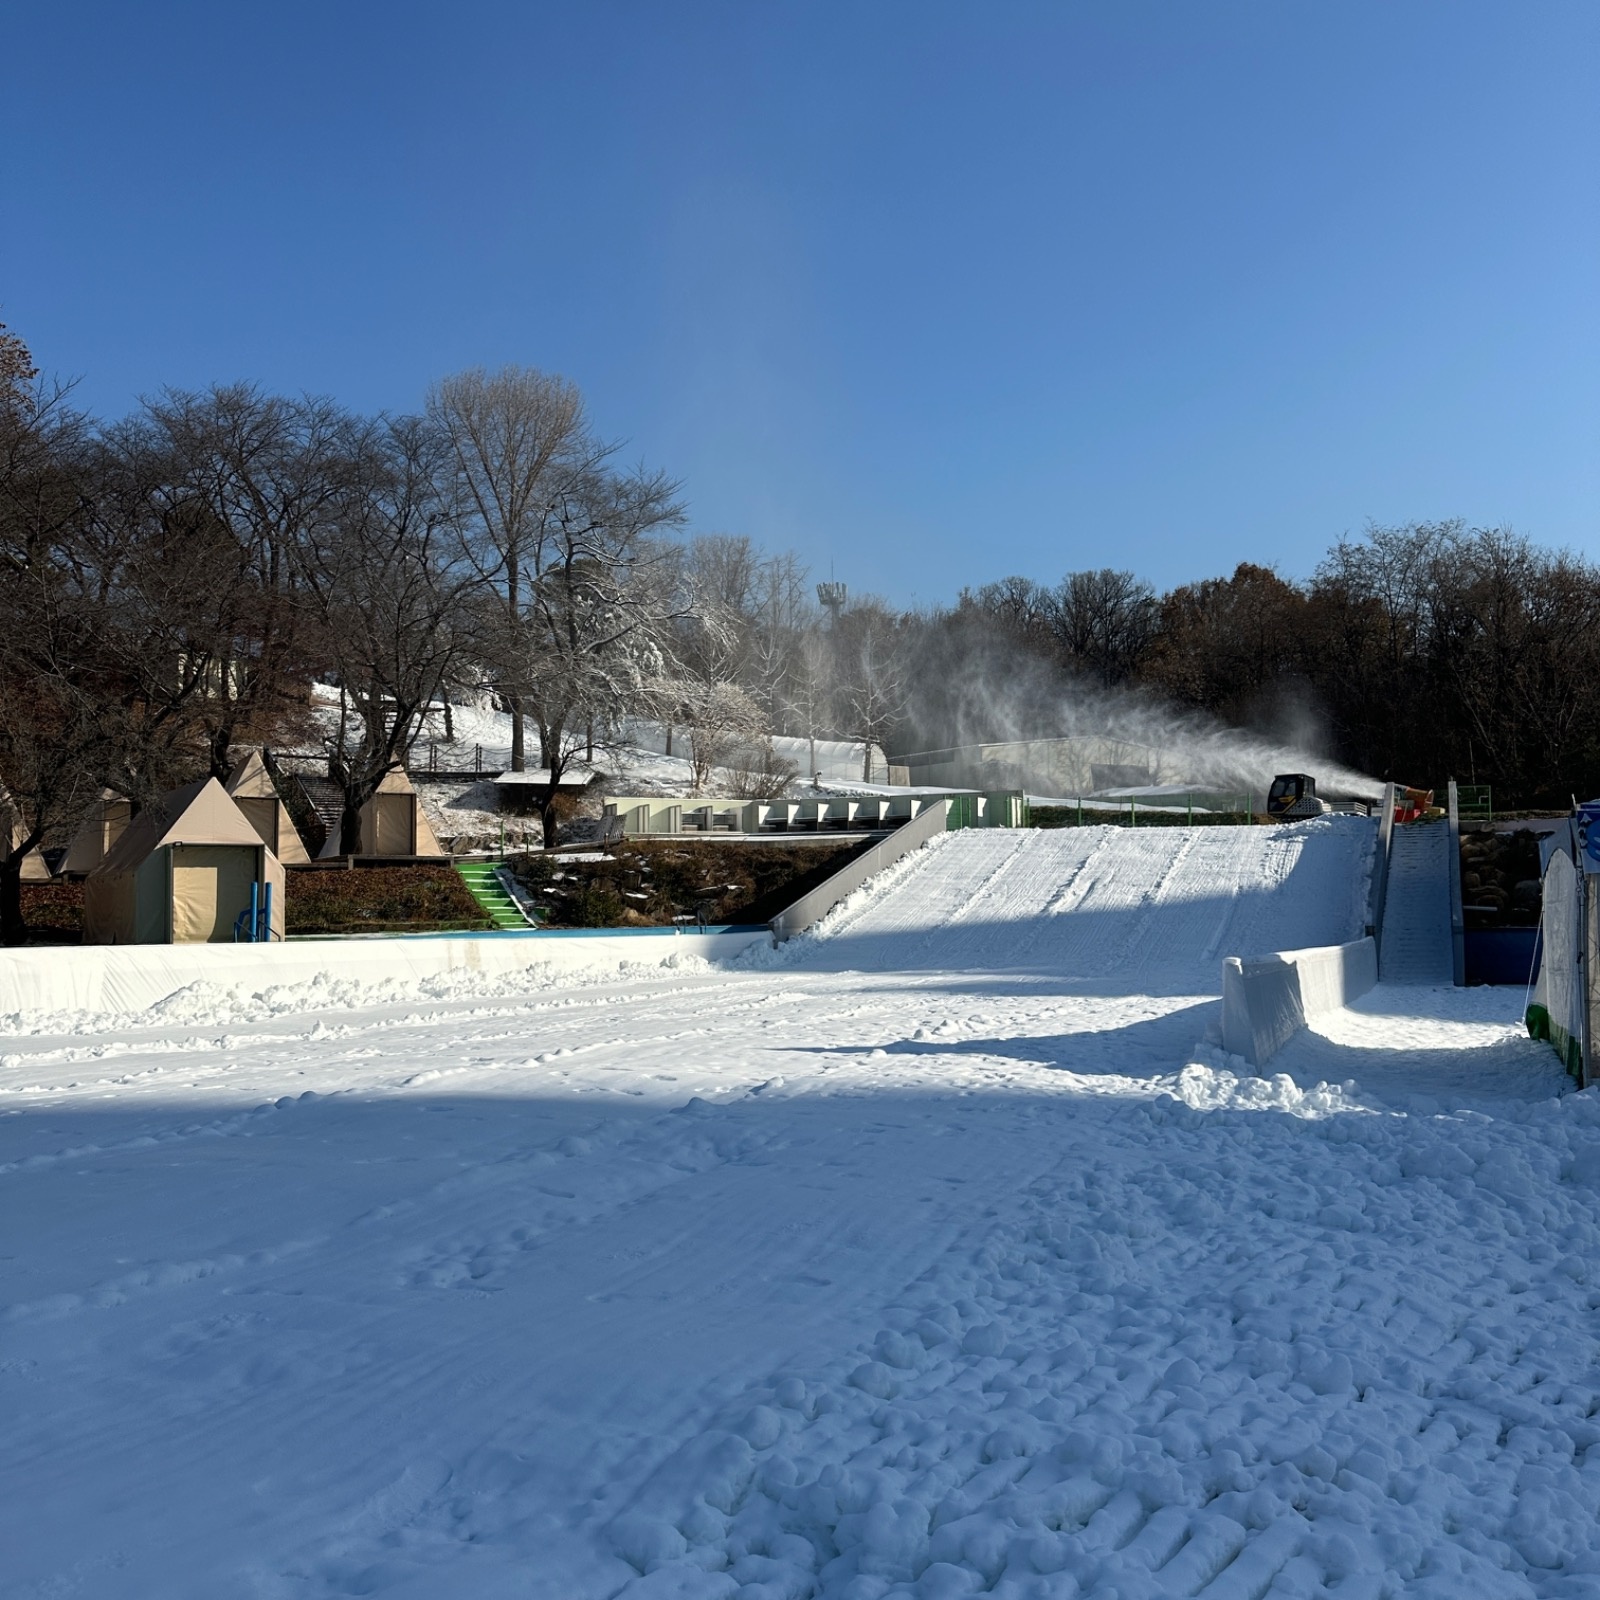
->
<box><xmin>770</xmin><ymin>800</ymin><xmax>951</xmax><ymax>942</ymax></box>
<box><xmin>1220</xmin><ymin>937</ymin><xmax>1378</xmax><ymax>1067</ymax></box>
<box><xmin>1466</xmin><ymin>927</ymin><xmax>1539</xmax><ymax>987</ymax></box>
<box><xmin>0</xmin><ymin>927</ymin><xmax>769</xmax><ymax>1022</ymax></box>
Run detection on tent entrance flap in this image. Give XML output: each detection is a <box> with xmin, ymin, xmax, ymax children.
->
<box><xmin>170</xmin><ymin>845</ymin><xmax>258</xmax><ymax>943</ymax></box>
<box><xmin>235</xmin><ymin>796</ymin><xmax>279</xmax><ymax>854</ymax></box>
<box><xmin>372</xmin><ymin>793</ymin><xmax>414</xmax><ymax>855</ymax></box>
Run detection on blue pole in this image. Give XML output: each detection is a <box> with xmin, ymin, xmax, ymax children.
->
<box><xmin>248</xmin><ymin>880</ymin><xmax>259</xmax><ymax>943</ymax></box>
<box><xmin>261</xmin><ymin>880</ymin><xmax>273</xmax><ymax>941</ymax></box>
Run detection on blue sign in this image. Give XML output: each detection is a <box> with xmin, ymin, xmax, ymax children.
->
<box><xmin>1576</xmin><ymin>801</ymin><xmax>1600</xmax><ymax>871</ymax></box>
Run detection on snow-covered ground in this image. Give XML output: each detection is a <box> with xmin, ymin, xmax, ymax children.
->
<box><xmin>6</xmin><ymin>821</ymin><xmax>1598</xmax><ymax>1598</ymax></box>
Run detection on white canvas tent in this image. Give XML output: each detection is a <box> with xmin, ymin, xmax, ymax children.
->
<box><xmin>316</xmin><ymin>766</ymin><xmax>446</xmax><ymax>860</ymax></box>
<box><xmin>84</xmin><ymin>777</ymin><xmax>286</xmax><ymax>944</ymax></box>
<box><xmin>225</xmin><ymin>750</ymin><xmax>311</xmax><ymax>866</ymax></box>
<box><xmin>59</xmin><ymin>790</ymin><xmax>136</xmax><ymax>877</ymax></box>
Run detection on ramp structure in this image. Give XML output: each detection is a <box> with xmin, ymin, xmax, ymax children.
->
<box><xmin>792</xmin><ymin>820</ymin><xmax>1372</xmax><ymax>993</ymax></box>
<box><xmin>1378</xmin><ymin>822</ymin><xmax>1453</xmax><ymax>984</ymax></box>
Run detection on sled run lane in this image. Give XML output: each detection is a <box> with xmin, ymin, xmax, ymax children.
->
<box><xmin>4</xmin><ymin>819</ymin><xmax>1599</xmax><ymax>1598</ymax></box>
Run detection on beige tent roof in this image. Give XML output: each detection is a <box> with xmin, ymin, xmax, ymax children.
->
<box><xmin>224</xmin><ymin>749</ymin><xmax>277</xmax><ymax>800</ymax></box>
<box><xmin>1</xmin><ymin>788</ymin><xmax>50</xmax><ymax>881</ymax></box>
<box><xmin>58</xmin><ymin>788</ymin><xmax>134</xmax><ymax>875</ymax></box>
<box><xmin>225</xmin><ymin>749</ymin><xmax>311</xmax><ymax>865</ymax></box>
<box><xmin>95</xmin><ymin>777</ymin><xmax>267</xmax><ymax>878</ymax></box>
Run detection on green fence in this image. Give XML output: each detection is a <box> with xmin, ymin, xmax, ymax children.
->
<box><xmin>1030</xmin><ymin>798</ymin><xmax>1260</xmax><ymax>829</ymax></box>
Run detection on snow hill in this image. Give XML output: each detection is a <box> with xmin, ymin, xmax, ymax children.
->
<box><xmin>5</xmin><ymin>817</ymin><xmax>1597</xmax><ymax>1598</ymax></box>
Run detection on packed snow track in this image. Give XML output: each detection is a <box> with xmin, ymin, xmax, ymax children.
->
<box><xmin>4</xmin><ymin>819</ymin><xmax>1595</xmax><ymax>1599</ymax></box>
<box><xmin>791</xmin><ymin>821</ymin><xmax>1372</xmax><ymax>988</ymax></box>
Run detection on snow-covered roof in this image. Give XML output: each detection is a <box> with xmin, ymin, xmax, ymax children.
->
<box><xmin>492</xmin><ymin>768</ymin><xmax>595</xmax><ymax>789</ymax></box>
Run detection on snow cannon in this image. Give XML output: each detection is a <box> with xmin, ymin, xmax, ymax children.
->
<box><xmin>1266</xmin><ymin>774</ymin><xmax>1330</xmax><ymax>820</ymax></box>
<box><xmin>1393</xmin><ymin>786</ymin><xmax>1437</xmax><ymax>824</ymax></box>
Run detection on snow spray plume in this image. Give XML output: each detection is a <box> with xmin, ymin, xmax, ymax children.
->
<box><xmin>898</xmin><ymin>620</ymin><xmax>1382</xmax><ymax>798</ymax></box>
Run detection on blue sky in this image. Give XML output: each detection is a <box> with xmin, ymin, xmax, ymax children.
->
<box><xmin>3</xmin><ymin>2</ymin><xmax>1595</xmax><ymax>603</ymax></box>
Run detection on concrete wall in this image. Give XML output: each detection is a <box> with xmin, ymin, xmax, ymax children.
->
<box><xmin>0</xmin><ymin>927</ymin><xmax>769</xmax><ymax>1021</ymax></box>
<box><xmin>607</xmin><ymin>792</ymin><xmax>997</xmax><ymax>839</ymax></box>
<box><xmin>1220</xmin><ymin>937</ymin><xmax>1379</xmax><ymax>1067</ymax></box>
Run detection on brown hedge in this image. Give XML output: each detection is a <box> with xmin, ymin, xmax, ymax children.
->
<box><xmin>17</xmin><ymin>865</ymin><xmax>492</xmax><ymax>943</ymax></box>
<box><xmin>507</xmin><ymin>838</ymin><xmax>872</xmax><ymax>929</ymax></box>
<box><xmin>284</xmin><ymin>865</ymin><xmax>491</xmax><ymax>935</ymax></box>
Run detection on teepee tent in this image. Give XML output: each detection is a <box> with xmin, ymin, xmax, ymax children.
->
<box><xmin>1</xmin><ymin>789</ymin><xmax>51</xmax><ymax>882</ymax></box>
<box><xmin>225</xmin><ymin>750</ymin><xmax>311</xmax><ymax>866</ymax></box>
<box><xmin>317</xmin><ymin>765</ymin><xmax>446</xmax><ymax>860</ymax></box>
<box><xmin>84</xmin><ymin>777</ymin><xmax>286</xmax><ymax>944</ymax></box>
<box><xmin>59</xmin><ymin>790</ymin><xmax>136</xmax><ymax>877</ymax></box>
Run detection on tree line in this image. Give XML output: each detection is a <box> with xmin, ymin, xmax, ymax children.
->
<box><xmin>937</xmin><ymin>527</ymin><xmax>1600</xmax><ymax>807</ymax></box>
<box><xmin>3</xmin><ymin>321</ymin><xmax>1596</xmax><ymax>936</ymax></box>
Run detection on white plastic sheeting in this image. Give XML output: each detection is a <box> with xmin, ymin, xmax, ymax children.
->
<box><xmin>1221</xmin><ymin>936</ymin><xmax>1379</xmax><ymax>1066</ymax></box>
<box><xmin>0</xmin><ymin>928</ymin><xmax>769</xmax><ymax>1020</ymax></box>
<box><xmin>1530</xmin><ymin>848</ymin><xmax>1581</xmax><ymax>1074</ymax></box>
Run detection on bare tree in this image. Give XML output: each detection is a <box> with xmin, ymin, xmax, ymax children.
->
<box><xmin>838</xmin><ymin>601</ymin><xmax>909</xmax><ymax>780</ymax></box>
<box><xmin>428</xmin><ymin>367</ymin><xmax>588</xmax><ymax>771</ymax></box>
<box><xmin>748</xmin><ymin>550</ymin><xmax>810</xmax><ymax>727</ymax></box>
<box><xmin>517</xmin><ymin>462</ymin><xmax>688</xmax><ymax>845</ymax></box>
<box><xmin>678</xmin><ymin>679</ymin><xmax>769</xmax><ymax>794</ymax></box>
<box><xmin>0</xmin><ymin>380</ymin><xmax>115</xmax><ymax>942</ymax></box>
<box><xmin>0</xmin><ymin>319</ymin><xmax>39</xmax><ymax>409</ymax></box>
<box><xmin>1053</xmin><ymin>568</ymin><xmax>1158</xmax><ymax>687</ymax></box>
<box><xmin>298</xmin><ymin>416</ymin><xmax>480</xmax><ymax>854</ymax></box>
<box><xmin>79</xmin><ymin>387</ymin><xmax>344</xmax><ymax>791</ymax></box>
<box><xmin>0</xmin><ymin>582</ymin><xmax>114</xmax><ymax>943</ymax></box>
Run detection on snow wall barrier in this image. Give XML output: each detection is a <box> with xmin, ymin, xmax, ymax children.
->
<box><xmin>0</xmin><ymin>927</ymin><xmax>770</xmax><ymax>1020</ymax></box>
<box><xmin>770</xmin><ymin>799</ymin><xmax>952</xmax><ymax>942</ymax></box>
<box><xmin>1221</xmin><ymin>937</ymin><xmax>1378</xmax><ymax>1067</ymax></box>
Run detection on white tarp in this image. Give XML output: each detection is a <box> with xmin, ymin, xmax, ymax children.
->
<box><xmin>0</xmin><ymin>927</ymin><xmax>769</xmax><ymax>1020</ymax></box>
<box><xmin>1220</xmin><ymin>937</ymin><xmax>1379</xmax><ymax>1066</ymax></box>
<box><xmin>1530</xmin><ymin>847</ymin><xmax>1581</xmax><ymax>1075</ymax></box>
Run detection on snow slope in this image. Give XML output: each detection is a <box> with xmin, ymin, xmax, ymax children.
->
<box><xmin>787</xmin><ymin>819</ymin><xmax>1374</xmax><ymax>991</ymax></box>
<box><xmin>4</xmin><ymin>819</ymin><xmax>1597</xmax><ymax>1599</ymax></box>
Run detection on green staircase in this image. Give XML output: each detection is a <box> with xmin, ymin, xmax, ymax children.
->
<box><xmin>455</xmin><ymin>860</ymin><xmax>536</xmax><ymax>930</ymax></box>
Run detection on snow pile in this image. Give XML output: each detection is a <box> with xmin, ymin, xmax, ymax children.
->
<box><xmin>1167</xmin><ymin>1053</ymin><xmax>1375</xmax><ymax>1118</ymax></box>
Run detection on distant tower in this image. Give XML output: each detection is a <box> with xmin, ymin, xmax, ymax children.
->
<box><xmin>816</xmin><ymin>580</ymin><xmax>847</xmax><ymax>630</ymax></box>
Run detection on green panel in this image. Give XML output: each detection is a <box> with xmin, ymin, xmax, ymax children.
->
<box><xmin>1526</xmin><ymin>1003</ymin><xmax>1582</xmax><ymax>1079</ymax></box>
<box><xmin>454</xmin><ymin>861</ymin><xmax>533</xmax><ymax>929</ymax></box>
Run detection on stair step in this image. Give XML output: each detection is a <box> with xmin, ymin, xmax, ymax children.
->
<box><xmin>453</xmin><ymin>861</ymin><xmax>534</xmax><ymax>929</ymax></box>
